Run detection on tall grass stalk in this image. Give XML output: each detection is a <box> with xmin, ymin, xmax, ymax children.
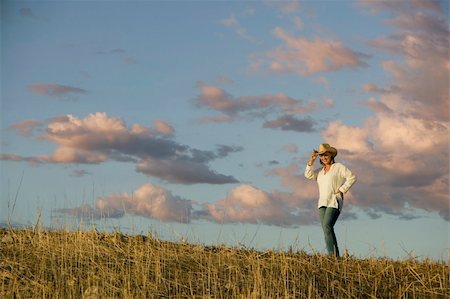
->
<box><xmin>1</xmin><ymin>228</ymin><xmax>448</xmax><ymax>298</ymax></box>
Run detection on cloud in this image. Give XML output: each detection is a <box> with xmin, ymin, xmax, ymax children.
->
<box><xmin>220</xmin><ymin>12</ymin><xmax>256</xmax><ymax>42</ymax></box>
<box><xmin>53</xmin><ymin>178</ymin><xmax>323</xmax><ymax>226</ymax></box>
<box><xmin>194</xmin><ymin>82</ymin><xmax>319</xmax><ymax>125</ymax></box>
<box><xmin>44</xmin><ymin>147</ymin><xmax>109</xmax><ymax>164</ymax></box>
<box><xmin>56</xmin><ymin>179</ymin><xmax>353</xmax><ymax>226</ymax></box>
<box><xmin>269</xmin><ymin>163</ymin><xmax>320</xmax><ymax>201</ymax></box>
<box><xmin>27</xmin><ymin>83</ymin><xmax>87</xmax><ymax>100</ymax></box>
<box><xmin>360</xmin><ymin>0</ymin><xmax>449</xmax><ymax>122</ymax></box>
<box><xmin>58</xmin><ymin>183</ymin><xmax>316</xmax><ymax>226</ymax></box>
<box><xmin>292</xmin><ymin>16</ymin><xmax>304</xmax><ymax>31</ymax></box>
<box><xmin>203</xmin><ymin>184</ymin><xmax>317</xmax><ymax>226</ymax></box>
<box><xmin>57</xmin><ymin>203</ymin><xmax>125</xmax><ymax>220</ymax></box>
<box><xmin>137</xmin><ymin>144</ymin><xmax>242</xmax><ymax>184</ymax></box>
<box><xmin>252</xmin><ymin>27</ymin><xmax>370</xmax><ymax>75</ymax></box>
<box><xmin>266</xmin><ymin>113</ymin><xmax>448</xmax><ymax>221</ymax></box>
<box><xmin>362</xmin><ymin>83</ymin><xmax>389</xmax><ymax>94</ymax></box>
<box><xmin>265</xmin><ymin>159</ymin><xmax>361</xmax><ymax>222</ymax></box>
<box><xmin>0</xmin><ymin>153</ymin><xmax>41</xmax><ymax>165</ymax></box>
<box><xmin>197</xmin><ymin>115</ymin><xmax>238</xmax><ymax>124</ymax></box>
<box><xmin>322</xmin><ymin>116</ymin><xmax>449</xmax><ymax>220</ymax></box>
<box><xmin>358</xmin><ymin>0</ymin><xmax>442</xmax><ymax>15</ymax></box>
<box><xmin>57</xmin><ymin>183</ymin><xmax>192</xmax><ymax>223</ymax></box>
<box><xmin>153</xmin><ymin>119</ymin><xmax>175</xmax><ymax>136</ymax></box>
<box><xmin>322</xmin><ymin>120</ymin><xmax>372</xmax><ymax>155</ymax></box>
<box><xmin>136</xmin><ymin>159</ymin><xmax>239</xmax><ymax>185</ymax></box>
<box><xmin>99</xmin><ymin>183</ymin><xmax>192</xmax><ymax>222</ymax></box>
<box><xmin>263</xmin><ymin>115</ymin><xmax>317</xmax><ymax>132</ymax></box>
<box><xmin>317</xmin><ymin>0</ymin><xmax>450</xmax><ymax>220</ymax></box>
<box><xmin>220</xmin><ymin>14</ymin><xmax>238</xmax><ymax>27</ymax></box>
<box><xmin>9</xmin><ymin>119</ymin><xmax>42</xmax><ymax>137</ymax></box>
<box><xmin>2</xmin><ymin>112</ymin><xmax>240</xmax><ymax>185</ymax></box>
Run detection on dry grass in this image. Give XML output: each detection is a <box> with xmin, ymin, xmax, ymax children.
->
<box><xmin>1</xmin><ymin>228</ymin><xmax>448</xmax><ymax>298</ymax></box>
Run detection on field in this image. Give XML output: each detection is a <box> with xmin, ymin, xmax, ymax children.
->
<box><xmin>1</xmin><ymin>228</ymin><xmax>448</xmax><ymax>298</ymax></box>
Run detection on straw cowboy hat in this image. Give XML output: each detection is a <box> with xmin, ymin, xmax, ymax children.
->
<box><xmin>316</xmin><ymin>143</ymin><xmax>337</xmax><ymax>157</ymax></box>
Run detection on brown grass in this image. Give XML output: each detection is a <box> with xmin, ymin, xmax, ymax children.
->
<box><xmin>1</xmin><ymin>228</ymin><xmax>448</xmax><ymax>298</ymax></box>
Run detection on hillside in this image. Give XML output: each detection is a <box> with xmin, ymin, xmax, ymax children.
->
<box><xmin>1</xmin><ymin>228</ymin><xmax>448</xmax><ymax>298</ymax></box>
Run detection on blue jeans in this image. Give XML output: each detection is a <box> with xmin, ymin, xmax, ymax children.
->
<box><xmin>319</xmin><ymin>207</ymin><xmax>340</xmax><ymax>257</ymax></box>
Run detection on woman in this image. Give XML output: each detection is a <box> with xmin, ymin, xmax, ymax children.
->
<box><xmin>304</xmin><ymin>143</ymin><xmax>356</xmax><ymax>257</ymax></box>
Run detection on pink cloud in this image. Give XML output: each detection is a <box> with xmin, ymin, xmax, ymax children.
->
<box><xmin>316</xmin><ymin>0</ymin><xmax>450</xmax><ymax>220</ymax></box>
<box><xmin>220</xmin><ymin>14</ymin><xmax>238</xmax><ymax>27</ymax></box>
<box><xmin>198</xmin><ymin>115</ymin><xmax>239</xmax><ymax>124</ymax></box>
<box><xmin>205</xmin><ymin>184</ymin><xmax>316</xmax><ymax>226</ymax></box>
<box><xmin>44</xmin><ymin>147</ymin><xmax>109</xmax><ymax>164</ymax></box>
<box><xmin>28</xmin><ymin>83</ymin><xmax>87</xmax><ymax>100</ymax></box>
<box><xmin>0</xmin><ymin>153</ymin><xmax>41</xmax><ymax>165</ymax></box>
<box><xmin>321</xmin><ymin>115</ymin><xmax>449</xmax><ymax>220</ymax></box>
<box><xmin>269</xmin><ymin>163</ymin><xmax>318</xmax><ymax>200</ymax></box>
<box><xmin>2</xmin><ymin>112</ymin><xmax>239</xmax><ymax>184</ymax></box>
<box><xmin>362</xmin><ymin>97</ymin><xmax>393</xmax><ymax>114</ymax></box>
<box><xmin>252</xmin><ymin>27</ymin><xmax>370</xmax><ymax>75</ymax></box>
<box><xmin>322</xmin><ymin>120</ymin><xmax>373</xmax><ymax>155</ymax></box>
<box><xmin>267</xmin><ymin>1</ymin><xmax>449</xmax><ymax>221</ymax></box>
<box><xmin>322</xmin><ymin>97</ymin><xmax>335</xmax><ymax>107</ymax></box>
<box><xmin>58</xmin><ymin>183</ymin><xmax>192</xmax><ymax>223</ymax></box>
<box><xmin>362</xmin><ymin>83</ymin><xmax>390</xmax><ymax>94</ymax></box>
<box><xmin>292</xmin><ymin>16</ymin><xmax>304</xmax><ymax>31</ymax></box>
<box><xmin>220</xmin><ymin>13</ymin><xmax>256</xmax><ymax>42</ymax></box>
<box><xmin>58</xmin><ymin>182</ymin><xmax>320</xmax><ymax>226</ymax></box>
<box><xmin>9</xmin><ymin>119</ymin><xmax>41</xmax><ymax>136</ymax></box>
<box><xmin>96</xmin><ymin>183</ymin><xmax>192</xmax><ymax>223</ymax></box>
<box><xmin>194</xmin><ymin>82</ymin><xmax>319</xmax><ymax>124</ymax></box>
<box><xmin>365</xmin><ymin>3</ymin><xmax>449</xmax><ymax>122</ymax></box>
<box><xmin>153</xmin><ymin>119</ymin><xmax>175</xmax><ymax>136</ymax></box>
<box><xmin>195</xmin><ymin>83</ymin><xmax>238</xmax><ymax>114</ymax></box>
<box><xmin>57</xmin><ymin>203</ymin><xmax>125</xmax><ymax>220</ymax></box>
<box><xmin>358</xmin><ymin>0</ymin><xmax>442</xmax><ymax>15</ymax></box>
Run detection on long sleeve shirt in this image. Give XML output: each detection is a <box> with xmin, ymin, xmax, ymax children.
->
<box><xmin>304</xmin><ymin>162</ymin><xmax>357</xmax><ymax>211</ymax></box>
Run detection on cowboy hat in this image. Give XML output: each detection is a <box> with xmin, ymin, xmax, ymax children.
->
<box><xmin>316</xmin><ymin>143</ymin><xmax>337</xmax><ymax>157</ymax></box>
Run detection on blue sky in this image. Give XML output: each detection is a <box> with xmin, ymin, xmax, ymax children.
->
<box><xmin>1</xmin><ymin>0</ymin><xmax>449</xmax><ymax>260</ymax></box>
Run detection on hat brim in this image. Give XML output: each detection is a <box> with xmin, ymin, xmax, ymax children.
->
<box><xmin>316</xmin><ymin>149</ymin><xmax>337</xmax><ymax>156</ymax></box>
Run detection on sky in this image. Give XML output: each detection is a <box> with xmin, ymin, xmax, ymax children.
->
<box><xmin>1</xmin><ymin>0</ymin><xmax>449</xmax><ymax>261</ymax></box>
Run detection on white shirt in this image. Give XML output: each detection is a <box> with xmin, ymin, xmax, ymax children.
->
<box><xmin>304</xmin><ymin>162</ymin><xmax>357</xmax><ymax>211</ymax></box>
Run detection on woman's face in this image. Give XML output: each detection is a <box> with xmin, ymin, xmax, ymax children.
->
<box><xmin>319</xmin><ymin>152</ymin><xmax>332</xmax><ymax>165</ymax></box>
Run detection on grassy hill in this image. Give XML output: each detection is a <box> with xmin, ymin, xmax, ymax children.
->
<box><xmin>1</xmin><ymin>228</ymin><xmax>448</xmax><ymax>298</ymax></box>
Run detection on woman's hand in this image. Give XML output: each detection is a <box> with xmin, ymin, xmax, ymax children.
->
<box><xmin>308</xmin><ymin>150</ymin><xmax>317</xmax><ymax>166</ymax></box>
<box><xmin>335</xmin><ymin>191</ymin><xmax>344</xmax><ymax>199</ymax></box>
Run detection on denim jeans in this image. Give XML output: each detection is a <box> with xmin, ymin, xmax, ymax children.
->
<box><xmin>319</xmin><ymin>207</ymin><xmax>340</xmax><ymax>257</ymax></box>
